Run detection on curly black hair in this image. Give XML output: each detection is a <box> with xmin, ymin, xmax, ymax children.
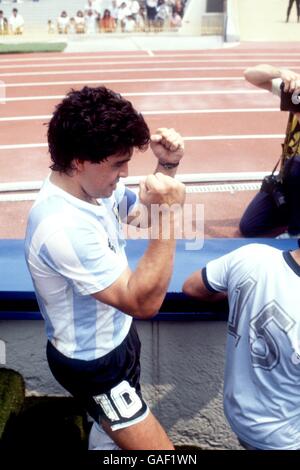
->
<box><xmin>48</xmin><ymin>86</ymin><xmax>150</xmax><ymax>173</ymax></box>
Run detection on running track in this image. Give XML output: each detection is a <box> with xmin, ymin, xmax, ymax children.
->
<box><xmin>0</xmin><ymin>45</ymin><xmax>296</xmax><ymax>239</ymax></box>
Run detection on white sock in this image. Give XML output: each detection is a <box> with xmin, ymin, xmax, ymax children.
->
<box><xmin>88</xmin><ymin>421</ymin><xmax>120</xmax><ymax>450</ymax></box>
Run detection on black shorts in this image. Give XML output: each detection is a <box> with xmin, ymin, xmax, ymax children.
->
<box><xmin>46</xmin><ymin>323</ymin><xmax>148</xmax><ymax>430</ymax></box>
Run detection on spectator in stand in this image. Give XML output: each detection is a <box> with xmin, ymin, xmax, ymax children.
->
<box><xmin>286</xmin><ymin>0</ymin><xmax>300</xmax><ymax>22</ymax></box>
<box><xmin>0</xmin><ymin>10</ymin><xmax>8</xmax><ymax>35</ymax></box>
<box><xmin>123</xmin><ymin>13</ymin><xmax>136</xmax><ymax>32</ymax></box>
<box><xmin>47</xmin><ymin>19</ymin><xmax>55</xmax><ymax>34</ymax></box>
<box><xmin>117</xmin><ymin>2</ymin><xmax>130</xmax><ymax>31</ymax></box>
<box><xmin>169</xmin><ymin>9</ymin><xmax>181</xmax><ymax>29</ymax></box>
<box><xmin>155</xmin><ymin>0</ymin><xmax>170</xmax><ymax>31</ymax></box>
<box><xmin>85</xmin><ymin>0</ymin><xmax>101</xmax><ymax>16</ymax></box>
<box><xmin>173</xmin><ymin>0</ymin><xmax>184</xmax><ymax>17</ymax></box>
<box><xmin>85</xmin><ymin>8</ymin><xmax>99</xmax><ymax>33</ymax></box>
<box><xmin>57</xmin><ymin>10</ymin><xmax>70</xmax><ymax>34</ymax></box>
<box><xmin>145</xmin><ymin>0</ymin><xmax>158</xmax><ymax>30</ymax></box>
<box><xmin>110</xmin><ymin>0</ymin><xmax>119</xmax><ymax>26</ymax></box>
<box><xmin>84</xmin><ymin>0</ymin><xmax>95</xmax><ymax>12</ymax></box>
<box><xmin>69</xmin><ymin>17</ymin><xmax>77</xmax><ymax>34</ymax></box>
<box><xmin>75</xmin><ymin>10</ymin><xmax>86</xmax><ymax>33</ymax></box>
<box><xmin>8</xmin><ymin>8</ymin><xmax>24</xmax><ymax>34</ymax></box>
<box><xmin>100</xmin><ymin>8</ymin><xmax>116</xmax><ymax>32</ymax></box>
<box><xmin>135</xmin><ymin>6</ymin><xmax>145</xmax><ymax>31</ymax></box>
<box><xmin>128</xmin><ymin>0</ymin><xmax>140</xmax><ymax>19</ymax></box>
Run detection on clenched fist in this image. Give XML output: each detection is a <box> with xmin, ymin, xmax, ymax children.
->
<box><xmin>139</xmin><ymin>172</ymin><xmax>186</xmax><ymax>208</ymax></box>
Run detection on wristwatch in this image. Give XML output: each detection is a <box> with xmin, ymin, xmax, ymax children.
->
<box><xmin>158</xmin><ymin>161</ymin><xmax>180</xmax><ymax>169</ymax></box>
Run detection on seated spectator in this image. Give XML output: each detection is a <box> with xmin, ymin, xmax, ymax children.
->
<box><xmin>128</xmin><ymin>0</ymin><xmax>140</xmax><ymax>18</ymax></box>
<box><xmin>117</xmin><ymin>1</ymin><xmax>130</xmax><ymax>31</ymax></box>
<box><xmin>100</xmin><ymin>9</ymin><xmax>116</xmax><ymax>32</ymax></box>
<box><xmin>145</xmin><ymin>0</ymin><xmax>158</xmax><ymax>30</ymax></box>
<box><xmin>8</xmin><ymin>8</ymin><xmax>24</xmax><ymax>34</ymax></box>
<box><xmin>155</xmin><ymin>0</ymin><xmax>170</xmax><ymax>31</ymax></box>
<box><xmin>68</xmin><ymin>17</ymin><xmax>77</xmax><ymax>34</ymax></box>
<box><xmin>57</xmin><ymin>10</ymin><xmax>70</xmax><ymax>34</ymax></box>
<box><xmin>74</xmin><ymin>10</ymin><xmax>86</xmax><ymax>33</ymax></box>
<box><xmin>135</xmin><ymin>7</ymin><xmax>145</xmax><ymax>31</ymax></box>
<box><xmin>85</xmin><ymin>8</ymin><xmax>98</xmax><ymax>34</ymax></box>
<box><xmin>173</xmin><ymin>0</ymin><xmax>184</xmax><ymax>17</ymax></box>
<box><xmin>0</xmin><ymin>10</ymin><xmax>8</xmax><ymax>35</ymax></box>
<box><xmin>47</xmin><ymin>19</ymin><xmax>55</xmax><ymax>34</ymax></box>
<box><xmin>170</xmin><ymin>10</ymin><xmax>182</xmax><ymax>29</ymax></box>
<box><xmin>110</xmin><ymin>0</ymin><xmax>119</xmax><ymax>25</ymax></box>
<box><xmin>123</xmin><ymin>13</ymin><xmax>136</xmax><ymax>32</ymax></box>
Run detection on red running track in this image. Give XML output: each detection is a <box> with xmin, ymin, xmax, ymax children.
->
<box><xmin>0</xmin><ymin>45</ymin><xmax>296</xmax><ymax>238</ymax></box>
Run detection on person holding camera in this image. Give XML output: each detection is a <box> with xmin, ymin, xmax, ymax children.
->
<box><xmin>239</xmin><ymin>64</ymin><xmax>300</xmax><ymax>239</ymax></box>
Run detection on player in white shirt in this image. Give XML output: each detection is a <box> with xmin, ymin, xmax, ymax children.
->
<box><xmin>183</xmin><ymin>242</ymin><xmax>300</xmax><ymax>449</ymax></box>
<box><xmin>25</xmin><ymin>85</ymin><xmax>185</xmax><ymax>450</ymax></box>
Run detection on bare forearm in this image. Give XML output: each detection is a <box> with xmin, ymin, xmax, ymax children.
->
<box><xmin>128</xmin><ymin>223</ymin><xmax>176</xmax><ymax>317</ymax></box>
<box><xmin>244</xmin><ymin>64</ymin><xmax>282</xmax><ymax>88</ymax></box>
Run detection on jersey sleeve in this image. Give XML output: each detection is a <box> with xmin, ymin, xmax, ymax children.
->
<box><xmin>271</xmin><ymin>78</ymin><xmax>282</xmax><ymax>97</ymax></box>
<box><xmin>114</xmin><ymin>184</ymin><xmax>138</xmax><ymax>221</ymax></box>
<box><xmin>205</xmin><ymin>251</ymin><xmax>233</xmax><ymax>292</ymax></box>
<box><xmin>38</xmin><ymin>224</ymin><xmax>128</xmax><ymax>296</ymax></box>
<box><xmin>205</xmin><ymin>244</ymin><xmax>264</xmax><ymax>293</ymax></box>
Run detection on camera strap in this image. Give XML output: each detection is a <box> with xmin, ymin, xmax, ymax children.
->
<box><xmin>279</xmin><ymin>112</ymin><xmax>300</xmax><ymax>179</ymax></box>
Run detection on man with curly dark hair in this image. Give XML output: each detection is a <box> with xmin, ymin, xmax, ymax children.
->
<box><xmin>25</xmin><ymin>86</ymin><xmax>185</xmax><ymax>450</ymax></box>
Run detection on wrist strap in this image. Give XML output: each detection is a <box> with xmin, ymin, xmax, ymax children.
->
<box><xmin>158</xmin><ymin>161</ymin><xmax>180</xmax><ymax>169</ymax></box>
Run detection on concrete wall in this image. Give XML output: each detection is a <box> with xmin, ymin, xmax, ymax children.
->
<box><xmin>0</xmin><ymin>318</ymin><xmax>241</xmax><ymax>449</ymax></box>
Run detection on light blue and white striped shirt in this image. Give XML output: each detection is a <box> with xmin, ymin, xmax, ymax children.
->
<box><xmin>25</xmin><ymin>177</ymin><xmax>138</xmax><ymax>361</ymax></box>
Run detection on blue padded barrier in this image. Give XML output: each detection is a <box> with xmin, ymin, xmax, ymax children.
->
<box><xmin>0</xmin><ymin>238</ymin><xmax>298</xmax><ymax>321</ymax></box>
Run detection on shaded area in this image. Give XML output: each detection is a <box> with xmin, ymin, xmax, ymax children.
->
<box><xmin>1</xmin><ymin>396</ymin><xmax>89</xmax><ymax>462</ymax></box>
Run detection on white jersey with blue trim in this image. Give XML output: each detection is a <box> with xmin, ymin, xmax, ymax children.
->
<box><xmin>25</xmin><ymin>176</ymin><xmax>138</xmax><ymax>361</ymax></box>
<box><xmin>205</xmin><ymin>243</ymin><xmax>300</xmax><ymax>450</ymax></box>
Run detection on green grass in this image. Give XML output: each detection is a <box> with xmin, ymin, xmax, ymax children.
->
<box><xmin>0</xmin><ymin>42</ymin><xmax>67</xmax><ymax>54</ymax></box>
<box><xmin>0</xmin><ymin>368</ymin><xmax>25</xmax><ymax>439</ymax></box>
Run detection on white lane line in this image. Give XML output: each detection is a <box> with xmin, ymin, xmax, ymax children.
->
<box><xmin>4</xmin><ymin>89</ymin><xmax>268</xmax><ymax>102</ymax></box>
<box><xmin>0</xmin><ymin>53</ymin><xmax>150</xmax><ymax>64</ymax></box>
<box><xmin>0</xmin><ymin>52</ymin><xmax>299</xmax><ymax>64</ymax></box>
<box><xmin>0</xmin><ymin>115</ymin><xmax>50</xmax><ymax>122</ymax></box>
<box><xmin>183</xmin><ymin>134</ymin><xmax>284</xmax><ymax>141</ymax></box>
<box><xmin>0</xmin><ymin>134</ymin><xmax>285</xmax><ymax>150</ymax></box>
<box><xmin>2</xmin><ymin>65</ymin><xmax>299</xmax><ymax>78</ymax></box>
<box><xmin>0</xmin><ymin>172</ymin><xmax>275</xmax><ymax>193</ymax></box>
<box><xmin>0</xmin><ymin>108</ymin><xmax>279</xmax><ymax>122</ymax></box>
<box><xmin>0</xmin><ymin>143</ymin><xmax>47</xmax><ymax>150</ymax></box>
<box><xmin>0</xmin><ymin>66</ymin><xmax>247</xmax><ymax>78</ymax></box>
<box><xmin>2</xmin><ymin>57</ymin><xmax>300</xmax><ymax>70</ymax></box>
<box><xmin>0</xmin><ymin>182</ymin><xmax>262</xmax><ymax>202</ymax></box>
<box><xmin>4</xmin><ymin>77</ymin><xmax>245</xmax><ymax>88</ymax></box>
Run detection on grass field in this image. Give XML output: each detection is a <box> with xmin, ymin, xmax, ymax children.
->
<box><xmin>0</xmin><ymin>42</ymin><xmax>67</xmax><ymax>54</ymax></box>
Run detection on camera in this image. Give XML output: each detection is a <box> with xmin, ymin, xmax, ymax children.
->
<box><xmin>260</xmin><ymin>174</ymin><xmax>286</xmax><ymax>207</ymax></box>
<box><xmin>280</xmin><ymin>82</ymin><xmax>300</xmax><ymax>113</ymax></box>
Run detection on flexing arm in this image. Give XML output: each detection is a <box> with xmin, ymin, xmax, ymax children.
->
<box><xmin>244</xmin><ymin>64</ymin><xmax>300</xmax><ymax>92</ymax></box>
<box><xmin>126</xmin><ymin>127</ymin><xmax>184</xmax><ymax>227</ymax></box>
<box><xmin>93</xmin><ymin>173</ymin><xmax>186</xmax><ymax>319</ymax></box>
<box><xmin>151</xmin><ymin>127</ymin><xmax>184</xmax><ymax>177</ymax></box>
